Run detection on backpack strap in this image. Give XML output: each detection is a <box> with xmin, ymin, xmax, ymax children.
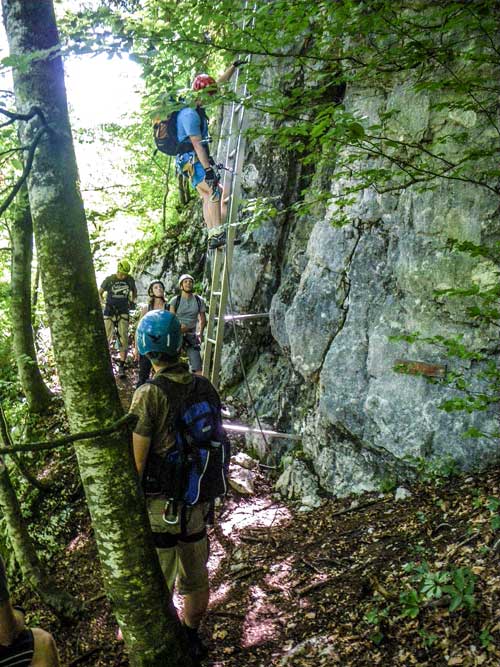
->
<box><xmin>173</xmin><ymin>294</ymin><xmax>202</xmax><ymax>314</ymax></box>
<box><xmin>195</xmin><ymin>107</ymin><xmax>210</xmax><ymax>157</ymax></box>
<box><xmin>147</xmin><ymin>373</ymin><xmax>195</xmax><ymax>430</ymax></box>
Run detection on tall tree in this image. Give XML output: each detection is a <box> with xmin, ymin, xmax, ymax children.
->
<box><xmin>1</xmin><ymin>2</ymin><xmax>189</xmax><ymax>664</ymax></box>
<box><xmin>10</xmin><ymin>187</ymin><xmax>52</xmax><ymax>413</ymax></box>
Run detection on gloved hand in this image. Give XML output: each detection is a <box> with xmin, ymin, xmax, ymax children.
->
<box><xmin>233</xmin><ymin>59</ymin><xmax>247</xmax><ymax>68</ymax></box>
<box><xmin>204</xmin><ymin>166</ymin><xmax>218</xmax><ymax>187</ymax></box>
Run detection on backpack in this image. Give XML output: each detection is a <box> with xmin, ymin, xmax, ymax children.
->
<box><xmin>153</xmin><ymin>107</ymin><xmax>209</xmax><ymax>157</ymax></box>
<box><xmin>143</xmin><ymin>374</ymin><xmax>230</xmax><ymax>508</ymax></box>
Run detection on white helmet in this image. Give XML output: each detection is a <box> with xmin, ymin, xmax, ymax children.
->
<box><xmin>178</xmin><ymin>273</ymin><xmax>194</xmax><ymax>287</ymax></box>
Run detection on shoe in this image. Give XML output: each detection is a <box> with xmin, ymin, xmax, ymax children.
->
<box><xmin>208</xmin><ymin>231</ymin><xmax>226</xmax><ymax>249</ymax></box>
<box><xmin>184</xmin><ymin>624</ymin><xmax>208</xmax><ymax>663</ymax></box>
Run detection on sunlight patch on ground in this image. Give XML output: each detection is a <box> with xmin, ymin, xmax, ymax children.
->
<box><xmin>219</xmin><ymin>499</ymin><xmax>292</xmax><ymax>537</ymax></box>
<box><xmin>264</xmin><ymin>557</ymin><xmax>295</xmax><ymax>591</ymax></box>
<box><xmin>241</xmin><ymin>585</ymin><xmax>283</xmax><ymax>648</ymax></box>
<box><xmin>208</xmin><ymin>581</ymin><xmax>232</xmax><ymax>608</ymax></box>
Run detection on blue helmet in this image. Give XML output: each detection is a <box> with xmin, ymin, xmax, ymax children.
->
<box><xmin>136</xmin><ymin>310</ymin><xmax>182</xmax><ymax>358</ymax></box>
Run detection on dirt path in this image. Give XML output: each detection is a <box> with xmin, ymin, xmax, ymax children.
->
<box><xmin>17</xmin><ymin>364</ymin><xmax>500</xmax><ymax>666</ymax></box>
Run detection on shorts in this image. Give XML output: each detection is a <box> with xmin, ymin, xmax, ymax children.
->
<box><xmin>147</xmin><ymin>497</ymin><xmax>209</xmax><ymax>595</ymax></box>
<box><xmin>183</xmin><ymin>333</ymin><xmax>202</xmax><ymax>373</ymax></box>
<box><xmin>190</xmin><ymin>161</ymin><xmax>207</xmax><ymax>189</ymax></box>
<box><xmin>177</xmin><ymin>153</ymin><xmax>207</xmax><ymax>188</ymax></box>
<box><xmin>185</xmin><ymin>345</ymin><xmax>202</xmax><ymax>373</ymax></box>
<box><xmin>0</xmin><ymin>629</ymin><xmax>34</xmax><ymax>666</ymax></box>
<box><xmin>104</xmin><ymin>315</ymin><xmax>129</xmax><ymax>352</ymax></box>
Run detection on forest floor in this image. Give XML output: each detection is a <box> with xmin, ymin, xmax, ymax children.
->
<box><xmin>13</xmin><ymin>362</ymin><xmax>500</xmax><ymax>667</ymax></box>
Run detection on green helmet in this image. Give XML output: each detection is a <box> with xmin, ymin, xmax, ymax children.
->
<box><xmin>117</xmin><ymin>259</ymin><xmax>131</xmax><ymax>274</ymax></box>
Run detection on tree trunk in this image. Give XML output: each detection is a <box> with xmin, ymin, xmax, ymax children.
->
<box><xmin>10</xmin><ymin>187</ymin><xmax>52</xmax><ymax>413</ymax></box>
<box><xmin>2</xmin><ymin>3</ymin><xmax>190</xmax><ymax>664</ymax></box>
<box><xmin>32</xmin><ymin>261</ymin><xmax>40</xmax><ymax>310</ymax></box>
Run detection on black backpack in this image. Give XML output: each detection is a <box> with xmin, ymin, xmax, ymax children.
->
<box><xmin>143</xmin><ymin>374</ymin><xmax>230</xmax><ymax>507</ymax></box>
<box><xmin>153</xmin><ymin>107</ymin><xmax>209</xmax><ymax>157</ymax></box>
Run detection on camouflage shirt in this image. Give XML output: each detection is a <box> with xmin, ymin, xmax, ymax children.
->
<box><xmin>129</xmin><ymin>361</ymin><xmax>193</xmax><ymax>457</ymax></box>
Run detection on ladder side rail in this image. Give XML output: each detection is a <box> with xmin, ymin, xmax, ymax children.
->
<box><xmin>202</xmin><ymin>247</ymin><xmax>225</xmax><ymax>377</ymax></box>
<box><xmin>210</xmin><ymin>105</ymin><xmax>251</xmax><ymax>386</ymax></box>
<box><xmin>204</xmin><ymin>86</ymin><xmax>244</xmax><ymax>381</ymax></box>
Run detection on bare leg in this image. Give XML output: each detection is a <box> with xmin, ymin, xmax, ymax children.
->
<box><xmin>220</xmin><ymin>184</ymin><xmax>229</xmax><ymax>225</ymax></box>
<box><xmin>31</xmin><ymin>628</ymin><xmax>60</xmax><ymax>667</ymax></box>
<box><xmin>196</xmin><ymin>182</ymin><xmax>221</xmax><ymax>230</ymax></box>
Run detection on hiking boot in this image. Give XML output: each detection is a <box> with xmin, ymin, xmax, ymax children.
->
<box><xmin>117</xmin><ymin>362</ymin><xmax>126</xmax><ymax>379</ymax></box>
<box><xmin>208</xmin><ymin>230</ymin><xmax>226</xmax><ymax>250</ymax></box>
<box><xmin>184</xmin><ymin>625</ymin><xmax>208</xmax><ymax>663</ymax></box>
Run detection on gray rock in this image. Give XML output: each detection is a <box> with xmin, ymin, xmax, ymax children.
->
<box><xmin>395</xmin><ymin>487</ymin><xmax>412</xmax><ymax>501</ymax></box>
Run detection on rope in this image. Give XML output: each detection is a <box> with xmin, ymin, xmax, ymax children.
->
<box><xmin>0</xmin><ymin>413</ymin><xmax>138</xmax><ymax>455</ymax></box>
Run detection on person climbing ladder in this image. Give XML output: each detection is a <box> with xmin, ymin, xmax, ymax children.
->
<box><xmin>175</xmin><ymin>61</ymin><xmax>245</xmax><ymax>249</ymax></box>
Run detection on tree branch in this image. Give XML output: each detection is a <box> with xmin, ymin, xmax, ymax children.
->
<box><xmin>0</xmin><ymin>126</ymin><xmax>48</xmax><ymax>218</ymax></box>
<box><xmin>0</xmin><ymin>106</ymin><xmax>47</xmax><ymax>129</ymax></box>
<box><xmin>0</xmin><ymin>413</ymin><xmax>138</xmax><ymax>454</ymax></box>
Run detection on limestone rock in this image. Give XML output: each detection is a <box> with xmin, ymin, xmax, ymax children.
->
<box><xmin>276</xmin><ymin>457</ymin><xmax>322</xmax><ymax>509</ymax></box>
<box><xmin>231</xmin><ymin>452</ymin><xmax>259</xmax><ymax>471</ymax></box>
<box><xmin>395</xmin><ymin>487</ymin><xmax>412</xmax><ymax>501</ymax></box>
<box><xmin>228</xmin><ymin>465</ymin><xmax>255</xmax><ymax>496</ymax></box>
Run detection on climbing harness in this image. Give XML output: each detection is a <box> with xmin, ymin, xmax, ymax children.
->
<box><xmin>107</xmin><ymin>309</ymin><xmax>129</xmax><ymax>351</ymax></box>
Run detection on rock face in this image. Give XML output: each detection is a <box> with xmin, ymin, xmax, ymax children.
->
<box><xmin>217</xmin><ymin>74</ymin><xmax>499</xmax><ymax>501</ymax></box>
<box><xmin>141</xmin><ymin>67</ymin><xmax>499</xmax><ymax>503</ymax></box>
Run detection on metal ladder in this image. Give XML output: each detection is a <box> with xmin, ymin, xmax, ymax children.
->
<box><xmin>202</xmin><ymin>65</ymin><xmax>251</xmax><ymax>387</ymax></box>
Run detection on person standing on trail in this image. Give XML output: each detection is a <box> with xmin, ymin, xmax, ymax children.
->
<box><xmin>176</xmin><ymin>61</ymin><xmax>245</xmax><ymax>250</ymax></box>
<box><xmin>130</xmin><ymin>309</ymin><xmax>228</xmax><ymax>663</ymax></box>
<box><xmin>169</xmin><ymin>274</ymin><xmax>206</xmax><ymax>376</ymax></box>
<box><xmin>99</xmin><ymin>259</ymin><xmax>137</xmax><ymax>379</ymax></box>
<box><xmin>133</xmin><ymin>280</ymin><xmax>169</xmax><ymax>388</ymax></box>
<box><xmin>0</xmin><ymin>554</ymin><xmax>60</xmax><ymax>666</ymax></box>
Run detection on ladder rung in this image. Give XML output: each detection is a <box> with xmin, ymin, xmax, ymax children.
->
<box><xmin>224</xmin><ymin>196</ymin><xmax>230</xmax><ymax>204</ymax></box>
<box><xmin>212</xmin><ymin>291</ymin><xmax>222</xmax><ymax>296</ymax></box>
<box><xmin>223</xmin><ymin>422</ymin><xmax>301</xmax><ymax>441</ymax></box>
<box><xmin>228</xmin><ymin>149</ymin><xmax>236</xmax><ymax>159</ymax></box>
<box><xmin>224</xmin><ymin>313</ymin><xmax>269</xmax><ymax>321</ymax></box>
<box><xmin>206</xmin><ymin>337</ymin><xmax>217</xmax><ymax>345</ymax></box>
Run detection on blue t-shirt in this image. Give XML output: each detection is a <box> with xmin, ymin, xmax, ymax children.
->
<box><xmin>176</xmin><ymin>107</ymin><xmax>209</xmax><ymax>149</ymax></box>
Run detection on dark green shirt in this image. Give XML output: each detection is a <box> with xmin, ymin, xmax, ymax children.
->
<box><xmin>0</xmin><ymin>556</ymin><xmax>10</xmax><ymax>604</ymax></box>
